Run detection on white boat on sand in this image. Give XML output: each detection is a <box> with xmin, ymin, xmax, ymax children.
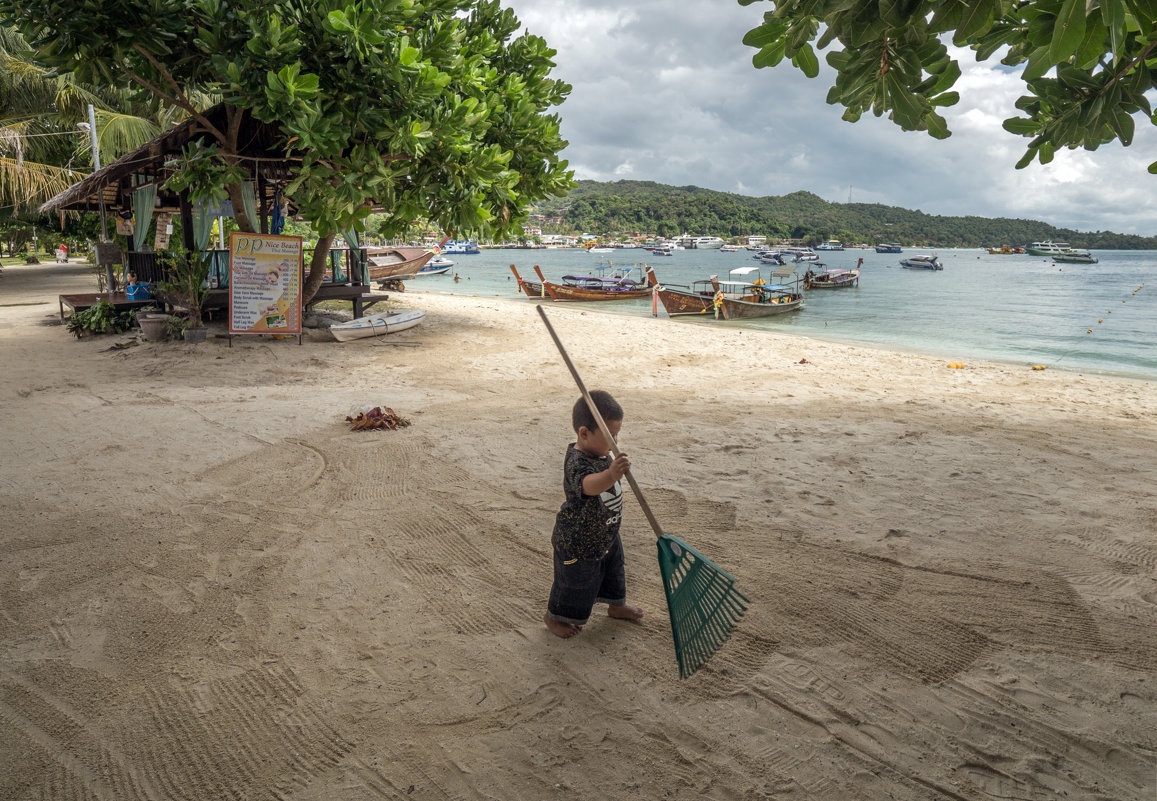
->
<box><xmin>330</xmin><ymin>309</ymin><xmax>426</xmax><ymax>342</ymax></box>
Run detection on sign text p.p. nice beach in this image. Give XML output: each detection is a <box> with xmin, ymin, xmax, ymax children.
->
<box><xmin>229</xmin><ymin>232</ymin><xmax>303</xmax><ymax>335</ymax></box>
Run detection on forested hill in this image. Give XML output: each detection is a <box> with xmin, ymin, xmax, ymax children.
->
<box><xmin>529</xmin><ymin>180</ymin><xmax>1157</xmax><ymax>249</ymax></box>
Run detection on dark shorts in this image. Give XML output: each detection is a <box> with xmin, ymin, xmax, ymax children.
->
<box><xmin>546</xmin><ymin>535</ymin><xmax>627</xmax><ymax>626</ymax></box>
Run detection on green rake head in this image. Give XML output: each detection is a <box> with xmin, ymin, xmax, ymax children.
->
<box><xmin>656</xmin><ymin>534</ymin><xmax>750</xmax><ymax>679</ymax></box>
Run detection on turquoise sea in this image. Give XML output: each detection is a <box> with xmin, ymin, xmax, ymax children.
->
<box><xmin>409</xmin><ymin>247</ymin><xmax>1155</xmax><ymax>381</ymax></box>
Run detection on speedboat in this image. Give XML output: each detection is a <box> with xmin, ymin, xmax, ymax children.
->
<box><xmin>900</xmin><ymin>255</ymin><xmax>943</xmax><ymax>270</ymax></box>
<box><xmin>1053</xmin><ymin>250</ymin><xmax>1098</xmax><ymax>264</ymax></box>
<box><xmin>875</xmin><ymin>243</ymin><xmax>902</xmax><ymax>253</ymax></box>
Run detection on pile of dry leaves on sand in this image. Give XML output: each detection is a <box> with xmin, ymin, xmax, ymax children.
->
<box><xmin>346</xmin><ymin>406</ymin><xmax>411</xmax><ymax>431</ymax></box>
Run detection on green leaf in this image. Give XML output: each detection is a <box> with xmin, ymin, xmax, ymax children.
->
<box><xmin>742</xmin><ymin>22</ymin><xmax>786</xmax><ymax>48</ymax></box>
<box><xmin>1022</xmin><ymin>44</ymin><xmax>1053</xmax><ymax>80</ymax></box>
<box><xmin>792</xmin><ymin>44</ymin><xmax>820</xmax><ymax>78</ymax></box>
<box><xmin>328</xmin><ymin>10</ymin><xmax>353</xmax><ymax>33</ymax></box>
<box><xmin>1148</xmin><ymin>160</ymin><xmax>1157</xmax><ymax>174</ymax></box>
<box><xmin>929</xmin><ymin>90</ymin><xmax>960</xmax><ymax>108</ymax></box>
<box><xmin>753</xmin><ymin>41</ymin><xmax>786</xmax><ymax>68</ymax></box>
<box><xmin>1003</xmin><ymin>116</ymin><xmax>1039</xmax><ymax>135</ymax></box>
<box><xmin>1049</xmin><ymin>0</ymin><xmax>1088</xmax><ymax>64</ymax></box>
<box><xmin>399</xmin><ymin>46</ymin><xmax>419</xmax><ymax>66</ymax></box>
<box><xmin>956</xmin><ymin>0</ymin><xmax>996</xmax><ymax>41</ymax></box>
<box><xmin>926</xmin><ymin>112</ymin><xmax>951</xmax><ymax>139</ymax></box>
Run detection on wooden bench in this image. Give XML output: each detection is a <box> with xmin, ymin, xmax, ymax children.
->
<box><xmin>58</xmin><ymin>292</ymin><xmax>162</xmax><ymax>321</ymax></box>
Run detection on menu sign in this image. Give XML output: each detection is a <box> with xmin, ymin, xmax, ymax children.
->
<box><xmin>228</xmin><ymin>233</ymin><xmax>303</xmax><ymax>335</ymax></box>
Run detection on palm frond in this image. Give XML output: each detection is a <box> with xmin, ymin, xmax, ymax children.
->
<box><xmin>0</xmin><ymin>156</ymin><xmax>86</xmax><ymax>209</ymax></box>
<box><xmin>96</xmin><ymin>111</ymin><xmax>160</xmax><ymax>161</ymax></box>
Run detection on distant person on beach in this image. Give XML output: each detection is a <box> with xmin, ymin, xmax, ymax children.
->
<box><xmin>544</xmin><ymin>390</ymin><xmax>644</xmax><ymax>638</ymax></box>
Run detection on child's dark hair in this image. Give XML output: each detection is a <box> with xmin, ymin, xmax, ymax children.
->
<box><xmin>573</xmin><ymin>390</ymin><xmax>623</xmax><ymax>433</ymax></box>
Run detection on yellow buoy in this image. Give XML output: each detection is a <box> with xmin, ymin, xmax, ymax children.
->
<box><xmin>947</xmin><ymin>362</ymin><xmax>965</xmax><ymax>369</ymax></box>
<box><xmin>1032</xmin><ymin>365</ymin><xmax>1047</xmax><ymax>371</ymax></box>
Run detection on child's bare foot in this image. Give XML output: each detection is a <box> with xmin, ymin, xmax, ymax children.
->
<box><xmin>543</xmin><ymin>612</ymin><xmax>583</xmax><ymax>638</ymax></box>
<box><xmin>607</xmin><ymin>604</ymin><xmax>644</xmax><ymax>621</ymax></box>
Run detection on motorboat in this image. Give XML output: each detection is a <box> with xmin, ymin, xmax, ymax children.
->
<box><xmin>1053</xmin><ymin>250</ymin><xmax>1098</xmax><ymax>264</ymax></box>
<box><xmin>875</xmin><ymin>243</ymin><xmax>902</xmax><ymax>253</ymax></box>
<box><xmin>1026</xmin><ymin>241</ymin><xmax>1070</xmax><ymax>257</ymax></box>
<box><xmin>900</xmin><ymin>255</ymin><xmax>943</xmax><ymax>270</ymax></box>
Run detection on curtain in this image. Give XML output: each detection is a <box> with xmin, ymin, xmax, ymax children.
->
<box><xmin>132</xmin><ymin>184</ymin><xmax>157</xmax><ymax>252</ymax></box>
<box><xmin>192</xmin><ymin>201</ymin><xmax>214</xmax><ymax>251</ymax></box>
<box><xmin>240</xmin><ymin>181</ymin><xmax>258</xmax><ymax>235</ymax></box>
<box><xmin>340</xmin><ymin>227</ymin><xmax>365</xmax><ymax>283</ymax></box>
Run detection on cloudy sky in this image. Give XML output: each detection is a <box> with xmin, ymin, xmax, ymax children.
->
<box><xmin>502</xmin><ymin>0</ymin><xmax>1157</xmax><ymax>236</ymax></box>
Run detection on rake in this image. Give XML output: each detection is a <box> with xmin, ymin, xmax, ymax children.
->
<box><xmin>537</xmin><ymin>306</ymin><xmax>749</xmax><ymax>678</ymax></box>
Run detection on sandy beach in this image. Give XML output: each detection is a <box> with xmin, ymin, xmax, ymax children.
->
<box><xmin>2</xmin><ymin>258</ymin><xmax>1155</xmax><ymax>800</ymax></box>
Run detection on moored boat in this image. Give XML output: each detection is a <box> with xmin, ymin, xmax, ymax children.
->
<box><xmin>443</xmin><ymin>239</ymin><xmax>481</xmax><ymax>254</ymax></box>
<box><xmin>1053</xmin><ymin>250</ymin><xmax>1099</xmax><ymax>264</ymax></box>
<box><xmin>987</xmin><ymin>245</ymin><xmax>1024</xmax><ymax>254</ymax></box>
<box><xmin>510</xmin><ymin>265</ymin><xmax>546</xmax><ymax>298</ymax></box>
<box><xmin>534</xmin><ymin>264</ymin><xmax>658</xmax><ymax>301</ymax></box>
<box><xmin>653</xmin><ymin>278</ymin><xmax>719</xmax><ymax>316</ymax></box>
<box><xmin>875</xmin><ymin>243</ymin><xmax>902</xmax><ymax>253</ymax></box>
<box><xmin>330</xmin><ymin>309</ymin><xmax>426</xmax><ymax>342</ymax></box>
<box><xmin>710</xmin><ymin>265</ymin><xmax>804</xmax><ymax>319</ymax></box>
<box><xmin>1026</xmin><ymin>240</ymin><xmax>1070</xmax><ymax>257</ymax></box>
<box><xmin>900</xmin><ymin>254</ymin><xmax>943</xmax><ymax>270</ymax></box>
<box><xmin>804</xmin><ymin>258</ymin><xmax>862</xmax><ymax>289</ymax></box>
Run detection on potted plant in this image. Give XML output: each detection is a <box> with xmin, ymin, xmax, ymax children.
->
<box><xmin>159</xmin><ymin>250</ymin><xmax>211</xmax><ymax>343</ymax></box>
<box><xmin>134</xmin><ymin>305</ymin><xmax>171</xmax><ymax>340</ymax></box>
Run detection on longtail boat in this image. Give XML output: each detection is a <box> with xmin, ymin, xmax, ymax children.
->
<box><xmin>803</xmin><ymin>258</ymin><xmax>862</xmax><ymax>289</ymax></box>
<box><xmin>510</xmin><ymin>265</ymin><xmax>547</xmax><ymax>298</ymax></box>
<box><xmin>653</xmin><ymin>278</ymin><xmax>719</xmax><ymax>317</ymax></box>
<box><xmin>710</xmin><ymin>265</ymin><xmax>804</xmax><ymax>320</ymax></box>
<box><xmin>533</xmin><ymin>264</ymin><xmax>658</xmax><ymax>302</ymax></box>
<box><xmin>367</xmin><ymin>236</ymin><xmax>449</xmax><ymax>281</ymax></box>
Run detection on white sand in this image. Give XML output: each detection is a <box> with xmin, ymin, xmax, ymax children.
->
<box><xmin>2</xmin><ymin>259</ymin><xmax>1156</xmax><ymax>799</ymax></box>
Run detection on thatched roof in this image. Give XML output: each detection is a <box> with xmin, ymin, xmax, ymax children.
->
<box><xmin>39</xmin><ymin>104</ymin><xmax>297</xmax><ymax>215</ymax></box>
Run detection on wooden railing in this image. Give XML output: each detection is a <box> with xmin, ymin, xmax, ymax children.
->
<box><xmin>125</xmin><ymin>248</ymin><xmax>368</xmax><ymax>289</ymax></box>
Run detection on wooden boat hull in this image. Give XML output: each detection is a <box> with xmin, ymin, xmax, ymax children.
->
<box><xmin>654</xmin><ymin>286</ymin><xmax>715</xmax><ymax>316</ymax></box>
<box><xmin>535</xmin><ymin>265</ymin><xmax>659</xmax><ymax>302</ymax></box>
<box><xmin>367</xmin><ymin>248</ymin><xmax>436</xmax><ymax>280</ymax></box>
<box><xmin>510</xmin><ymin>265</ymin><xmax>547</xmax><ymax>298</ymax></box>
<box><xmin>804</xmin><ymin>273</ymin><xmax>858</xmax><ymax>289</ymax></box>
<box><xmin>330</xmin><ymin>309</ymin><xmax>425</xmax><ymax>341</ymax></box>
<box><xmin>717</xmin><ymin>295</ymin><xmax>803</xmax><ymax>319</ymax></box>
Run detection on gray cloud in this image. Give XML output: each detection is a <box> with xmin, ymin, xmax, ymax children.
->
<box><xmin>505</xmin><ymin>0</ymin><xmax>1157</xmax><ymax>235</ymax></box>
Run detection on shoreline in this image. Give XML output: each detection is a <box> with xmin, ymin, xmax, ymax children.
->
<box><xmin>409</xmin><ymin>279</ymin><xmax>1157</xmax><ymax>383</ymax></box>
<box><xmin>3</xmin><ymin>260</ymin><xmax>1157</xmax><ymax>799</ymax></box>
<box><xmin>410</xmin><ymin>284</ymin><xmax>1157</xmax><ymax>385</ymax></box>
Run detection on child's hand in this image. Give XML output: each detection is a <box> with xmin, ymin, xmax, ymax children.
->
<box><xmin>609</xmin><ymin>453</ymin><xmax>630</xmax><ymax>480</ymax></box>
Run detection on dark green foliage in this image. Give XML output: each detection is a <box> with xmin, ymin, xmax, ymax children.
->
<box><xmin>738</xmin><ymin>0</ymin><xmax>1157</xmax><ymax>173</ymax></box>
<box><xmin>532</xmin><ymin>180</ymin><xmax>1157</xmax><ymax>248</ymax></box>
<box><xmin>66</xmin><ymin>300</ymin><xmax>135</xmax><ymax>337</ymax></box>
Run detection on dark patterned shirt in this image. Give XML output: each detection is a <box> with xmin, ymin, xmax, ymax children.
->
<box><xmin>551</xmin><ymin>444</ymin><xmax>624</xmax><ymax>559</ymax></box>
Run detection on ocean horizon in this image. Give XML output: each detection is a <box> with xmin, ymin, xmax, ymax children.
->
<box><xmin>404</xmin><ymin>246</ymin><xmax>1155</xmax><ymax>382</ymax></box>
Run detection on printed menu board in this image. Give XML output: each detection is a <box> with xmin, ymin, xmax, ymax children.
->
<box><xmin>228</xmin><ymin>233</ymin><xmax>303</xmax><ymax>335</ymax></box>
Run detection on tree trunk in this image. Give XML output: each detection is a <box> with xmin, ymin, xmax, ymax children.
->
<box><xmin>226</xmin><ymin>181</ymin><xmax>257</xmax><ymax>234</ymax></box>
<box><xmin>302</xmin><ymin>232</ymin><xmax>335</xmax><ymax>304</ymax></box>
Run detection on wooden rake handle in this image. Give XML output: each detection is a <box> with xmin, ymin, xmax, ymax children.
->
<box><xmin>537</xmin><ymin>306</ymin><xmax>665</xmax><ymax>541</ymax></box>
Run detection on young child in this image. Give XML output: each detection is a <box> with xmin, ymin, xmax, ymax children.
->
<box><xmin>544</xmin><ymin>390</ymin><xmax>645</xmax><ymax>638</ymax></box>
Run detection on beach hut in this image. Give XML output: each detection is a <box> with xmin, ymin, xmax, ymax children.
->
<box><xmin>40</xmin><ymin>103</ymin><xmax>394</xmax><ymax>320</ymax></box>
